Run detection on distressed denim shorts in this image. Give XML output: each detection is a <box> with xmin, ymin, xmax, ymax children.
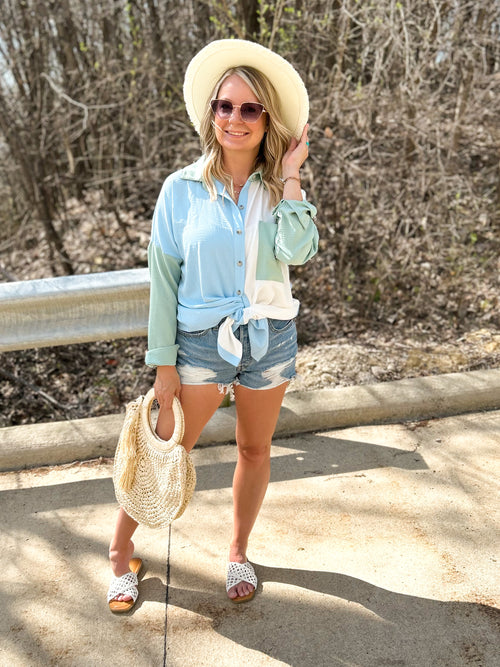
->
<box><xmin>176</xmin><ymin>318</ymin><xmax>297</xmax><ymax>391</ymax></box>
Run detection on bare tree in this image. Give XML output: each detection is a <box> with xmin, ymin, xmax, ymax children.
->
<box><xmin>0</xmin><ymin>0</ymin><xmax>498</xmax><ymax>335</ymax></box>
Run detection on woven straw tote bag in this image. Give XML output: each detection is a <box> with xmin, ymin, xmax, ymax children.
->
<box><xmin>113</xmin><ymin>388</ymin><xmax>196</xmax><ymax>529</ymax></box>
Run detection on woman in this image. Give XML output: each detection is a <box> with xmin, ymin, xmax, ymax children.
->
<box><xmin>108</xmin><ymin>39</ymin><xmax>318</xmax><ymax>610</ymax></box>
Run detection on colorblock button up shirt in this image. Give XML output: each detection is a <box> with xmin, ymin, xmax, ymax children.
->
<box><xmin>145</xmin><ymin>157</ymin><xmax>318</xmax><ymax>368</ymax></box>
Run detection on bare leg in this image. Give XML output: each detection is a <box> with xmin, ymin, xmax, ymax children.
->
<box><xmin>108</xmin><ymin>508</ymin><xmax>139</xmax><ymax>601</ymax></box>
<box><xmin>228</xmin><ymin>382</ymin><xmax>288</xmax><ymax>600</ymax></box>
<box><xmin>109</xmin><ymin>384</ymin><xmax>223</xmax><ymax>602</ymax></box>
<box><xmin>156</xmin><ymin>383</ymin><xmax>225</xmax><ymax>451</ymax></box>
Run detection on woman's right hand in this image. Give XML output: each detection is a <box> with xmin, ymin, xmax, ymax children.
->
<box><xmin>154</xmin><ymin>365</ymin><xmax>181</xmax><ymax>409</ymax></box>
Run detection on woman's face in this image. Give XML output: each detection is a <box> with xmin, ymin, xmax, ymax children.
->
<box><xmin>212</xmin><ymin>74</ymin><xmax>267</xmax><ymax>160</ymax></box>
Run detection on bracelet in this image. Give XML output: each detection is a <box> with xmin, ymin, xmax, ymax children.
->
<box><xmin>280</xmin><ymin>175</ymin><xmax>301</xmax><ymax>185</ymax></box>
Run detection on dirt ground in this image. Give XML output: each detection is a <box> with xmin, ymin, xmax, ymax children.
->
<box><xmin>1</xmin><ymin>327</ymin><xmax>499</xmax><ymax>428</ymax></box>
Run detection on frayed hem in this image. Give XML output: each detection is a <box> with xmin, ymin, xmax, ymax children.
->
<box><xmin>217</xmin><ymin>380</ymin><xmax>239</xmax><ymax>396</ymax></box>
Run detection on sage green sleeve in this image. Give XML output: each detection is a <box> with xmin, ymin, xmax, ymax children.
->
<box><xmin>145</xmin><ymin>242</ymin><xmax>182</xmax><ymax>368</ymax></box>
<box><xmin>273</xmin><ymin>199</ymin><xmax>319</xmax><ymax>265</ymax></box>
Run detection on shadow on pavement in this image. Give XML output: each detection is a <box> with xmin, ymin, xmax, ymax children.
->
<box><xmin>167</xmin><ymin>563</ymin><xmax>499</xmax><ymax>667</ymax></box>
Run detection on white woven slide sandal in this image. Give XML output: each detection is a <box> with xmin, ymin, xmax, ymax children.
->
<box><xmin>226</xmin><ymin>561</ymin><xmax>258</xmax><ymax>603</ymax></box>
<box><xmin>108</xmin><ymin>557</ymin><xmax>142</xmax><ymax>613</ymax></box>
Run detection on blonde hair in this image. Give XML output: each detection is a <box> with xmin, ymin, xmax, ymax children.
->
<box><xmin>198</xmin><ymin>66</ymin><xmax>293</xmax><ymax>207</ymax></box>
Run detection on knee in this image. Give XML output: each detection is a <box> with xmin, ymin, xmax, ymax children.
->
<box><xmin>237</xmin><ymin>438</ymin><xmax>271</xmax><ymax>465</ymax></box>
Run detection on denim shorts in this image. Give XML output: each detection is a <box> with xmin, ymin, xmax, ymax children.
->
<box><xmin>176</xmin><ymin>318</ymin><xmax>297</xmax><ymax>391</ymax></box>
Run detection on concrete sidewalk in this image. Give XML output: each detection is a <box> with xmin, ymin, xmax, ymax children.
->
<box><xmin>1</xmin><ymin>409</ymin><xmax>499</xmax><ymax>666</ymax></box>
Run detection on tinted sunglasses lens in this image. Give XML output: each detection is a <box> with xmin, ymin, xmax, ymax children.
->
<box><xmin>211</xmin><ymin>100</ymin><xmax>233</xmax><ymax>118</ymax></box>
<box><xmin>240</xmin><ymin>103</ymin><xmax>263</xmax><ymax>121</ymax></box>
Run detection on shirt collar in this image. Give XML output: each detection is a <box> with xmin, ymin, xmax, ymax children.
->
<box><xmin>179</xmin><ymin>155</ymin><xmax>263</xmax><ymax>192</ymax></box>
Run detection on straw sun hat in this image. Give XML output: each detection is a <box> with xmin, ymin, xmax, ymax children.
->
<box><xmin>183</xmin><ymin>39</ymin><xmax>309</xmax><ymax>139</ymax></box>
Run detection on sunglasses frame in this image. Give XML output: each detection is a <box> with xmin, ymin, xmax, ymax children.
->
<box><xmin>210</xmin><ymin>99</ymin><xmax>267</xmax><ymax>123</ymax></box>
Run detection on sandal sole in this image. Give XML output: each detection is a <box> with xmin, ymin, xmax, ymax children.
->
<box><xmin>230</xmin><ymin>590</ymin><xmax>255</xmax><ymax>604</ymax></box>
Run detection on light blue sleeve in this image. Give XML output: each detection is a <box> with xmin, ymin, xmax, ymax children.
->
<box><xmin>272</xmin><ymin>199</ymin><xmax>319</xmax><ymax>265</ymax></box>
<box><xmin>145</xmin><ymin>179</ymin><xmax>183</xmax><ymax>368</ymax></box>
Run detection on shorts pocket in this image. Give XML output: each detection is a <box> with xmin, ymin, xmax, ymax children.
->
<box><xmin>268</xmin><ymin>318</ymin><xmax>295</xmax><ymax>333</ymax></box>
<box><xmin>177</xmin><ymin>327</ymin><xmax>212</xmax><ymax>339</ymax></box>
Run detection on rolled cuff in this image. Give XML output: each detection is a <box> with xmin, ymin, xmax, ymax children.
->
<box><xmin>272</xmin><ymin>198</ymin><xmax>317</xmax><ymax>220</ymax></box>
<box><xmin>272</xmin><ymin>198</ymin><xmax>319</xmax><ymax>265</ymax></box>
<box><xmin>145</xmin><ymin>344</ymin><xmax>179</xmax><ymax>368</ymax></box>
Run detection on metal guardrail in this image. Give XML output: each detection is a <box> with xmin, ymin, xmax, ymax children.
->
<box><xmin>0</xmin><ymin>269</ymin><xmax>150</xmax><ymax>352</ymax></box>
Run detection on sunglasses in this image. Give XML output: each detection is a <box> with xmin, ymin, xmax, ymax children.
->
<box><xmin>210</xmin><ymin>99</ymin><xmax>267</xmax><ymax>123</ymax></box>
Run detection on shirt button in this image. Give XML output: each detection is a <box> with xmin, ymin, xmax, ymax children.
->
<box><xmin>236</xmin><ymin>229</ymin><xmax>242</xmax><ymax>235</ymax></box>
<box><xmin>239</xmin><ymin>204</ymin><xmax>244</xmax><ymax>210</ymax></box>
<box><xmin>237</xmin><ymin>261</ymin><xmax>243</xmax><ymax>267</ymax></box>
<box><xmin>237</xmin><ymin>290</ymin><xmax>242</xmax><ymax>295</ymax></box>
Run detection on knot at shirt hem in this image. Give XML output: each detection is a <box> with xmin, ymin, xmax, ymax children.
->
<box><xmin>217</xmin><ymin>315</ymin><xmax>269</xmax><ymax>366</ymax></box>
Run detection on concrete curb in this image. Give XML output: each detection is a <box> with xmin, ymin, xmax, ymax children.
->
<box><xmin>1</xmin><ymin>368</ymin><xmax>499</xmax><ymax>471</ymax></box>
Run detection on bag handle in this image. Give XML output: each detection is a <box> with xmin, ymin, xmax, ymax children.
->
<box><xmin>141</xmin><ymin>388</ymin><xmax>185</xmax><ymax>453</ymax></box>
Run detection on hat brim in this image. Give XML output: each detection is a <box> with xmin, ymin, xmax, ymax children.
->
<box><xmin>183</xmin><ymin>39</ymin><xmax>309</xmax><ymax>140</ymax></box>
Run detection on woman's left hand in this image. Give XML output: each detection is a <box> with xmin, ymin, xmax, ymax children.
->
<box><xmin>281</xmin><ymin>124</ymin><xmax>309</xmax><ymax>178</ymax></box>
